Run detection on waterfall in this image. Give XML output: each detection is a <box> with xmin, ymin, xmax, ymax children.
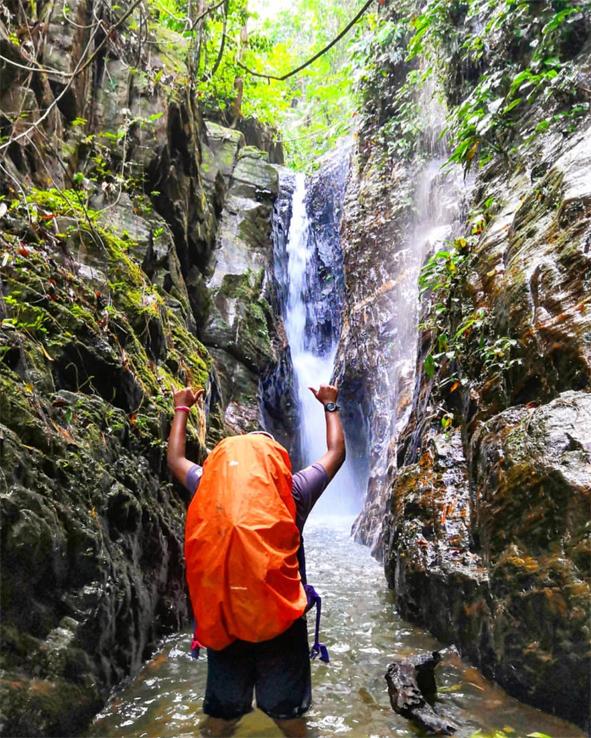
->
<box><xmin>360</xmin><ymin>157</ymin><xmax>467</xmax><ymax>553</ymax></box>
<box><xmin>347</xmin><ymin>74</ymin><xmax>470</xmax><ymax>553</ymax></box>
<box><xmin>279</xmin><ymin>166</ymin><xmax>361</xmax><ymax>517</ymax></box>
<box><xmin>284</xmin><ymin>174</ymin><xmax>310</xmax><ymax>357</ymax></box>
<box><xmin>391</xmin><ymin>158</ymin><xmax>464</xmax><ymax>435</ymax></box>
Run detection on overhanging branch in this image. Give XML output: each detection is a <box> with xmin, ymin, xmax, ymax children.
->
<box><xmin>237</xmin><ymin>0</ymin><xmax>376</xmax><ymax>82</ymax></box>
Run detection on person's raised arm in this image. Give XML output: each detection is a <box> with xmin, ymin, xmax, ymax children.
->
<box><xmin>167</xmin><ymin>386</ymin><xmax>204</xmax><ymax>487</ymax></box>
<box><xmin>308</xmin><ymin>384</ymin><xmax>346</xmax><ymax>481</ymax></box>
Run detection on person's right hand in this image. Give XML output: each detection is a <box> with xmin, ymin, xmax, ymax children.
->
<box><xmin>173</xmin><ymin>386</ymin><xmax>205</xmax><ymax>408</ymax></box>
<box><xmin>308</xmin><ymin>384</ymin><xmax>338</xmax><ymax>405</ymax></box>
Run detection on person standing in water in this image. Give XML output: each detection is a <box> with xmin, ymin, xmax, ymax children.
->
<box><xmin>167</xmin><ymin>383</ymin><xmax>346</xmax><ymax>737</ymax></box>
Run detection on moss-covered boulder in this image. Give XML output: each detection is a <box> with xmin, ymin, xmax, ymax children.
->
<box><xmin>0</xmin><ymin>3</ymin><xmax>285</xmax><ymax>733</ymax></box>
<box><xmin>471</xmin><ymin>391</ymin><xmax>591</xmax><ymax>724</ymax></box>
<box><xmin>385</xmin><ymin>395</ymin><xmax>591</xmax><ymax>725</ymax></box>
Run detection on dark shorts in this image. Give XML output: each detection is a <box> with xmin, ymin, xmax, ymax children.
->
<box><xmin>203</xmin><ymin>618</ymin><xmax>311</xmax><ymax>721</ymax></box>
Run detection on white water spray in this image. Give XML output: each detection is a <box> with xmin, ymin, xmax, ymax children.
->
<box><xmin>284</xmin><ymin>174</ymin><xmax>359</xmax><ymax>518</ymax></box>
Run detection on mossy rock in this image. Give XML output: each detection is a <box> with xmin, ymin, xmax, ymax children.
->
<box><xmin>0</xmin><ymin>673</ymin><xmax>102</xmax><ymax>738</ymax></box>
<box><xmin>201</xmin><ymin>272</ymin><xmax>275</xmax><ymax>374</ymax></box>
<box><xmin>0</xmin><ymin>188</ymin><xmax>216</xmax><ymax>736</ymax></box>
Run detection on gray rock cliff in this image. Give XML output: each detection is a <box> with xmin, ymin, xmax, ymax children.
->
<box><xmin>335</xmin><ymin>0</ymin><xmax>590</xmax><ymax>727</ymax></box>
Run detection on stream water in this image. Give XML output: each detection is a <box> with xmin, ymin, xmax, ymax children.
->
<box><xmin>89</xmin><ymin>167</ymin><xmax>585</xmax><ymax>738</ymax></box>
<box><xmin>285</xmin><ymin>172</ymin><xmax>360</xmax><ymax>517</ymax></box>
<box><xmin>89</xmin><ymin>521</ymin><xmax>583</xmax><ymax>738</ymax></box>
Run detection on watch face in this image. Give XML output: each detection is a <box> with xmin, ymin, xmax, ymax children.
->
<box><xmin>325</xmin><ymin>402</ymin><xmax>338</xmax><ymax>412</ymax></box>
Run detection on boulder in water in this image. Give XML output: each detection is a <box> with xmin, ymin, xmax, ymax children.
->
<box><xmin>385</xmin><ymin>651</ymin><xmax>458</xmax><ymax>735</ymax></box>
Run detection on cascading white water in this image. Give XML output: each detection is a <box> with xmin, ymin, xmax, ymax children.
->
<box><xmin>358</xmin><ymin>156</ymin><xmax>466</xmax><ymax>553</ymax></box>
<box><xmin>284</xmin><ymin>174</ymin><xmax>359</xmax><ymax>517</ymax></box>
<box><xmin>391</xmin><ymin>157</ymin><xmax>463</xmax><ymax>435</ymax></box>
<box><xmin>353</xmin><ymin>75</ymin><xmax>470</xmax><ymax>551</ymax></box>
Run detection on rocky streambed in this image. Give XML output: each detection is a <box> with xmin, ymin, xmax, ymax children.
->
<box><xmin>89</xmin><ymin>521</ymin><xmax>585</xmax><ymax>738</ymax></box>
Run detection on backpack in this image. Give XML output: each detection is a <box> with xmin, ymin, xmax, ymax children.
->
<box><xmin>184</xmin><ymin>433</ymin><xmax>308</xmax><ymax>651</ymax></box>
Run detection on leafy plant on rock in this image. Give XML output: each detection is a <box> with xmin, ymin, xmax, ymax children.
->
<box><xmin>418</xmin><ymin>232</ymin><xmax>523</xmax><ymax>402</ymax></box>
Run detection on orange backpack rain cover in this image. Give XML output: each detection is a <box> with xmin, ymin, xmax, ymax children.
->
<box><xmin>184</xmin><ymin>434</ymin><xmax>308</xmax><ymax>651</ymax></box>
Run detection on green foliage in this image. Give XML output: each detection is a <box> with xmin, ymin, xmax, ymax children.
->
<box><xmin>2</xmin><ymin>294</ymin><xmax>49</xmax><ymax>335</ymax></box>
<box><xmin>412</xmin><ymin>0</ymin><xmax>588</xmax><ymax>170</ymax></box>
<box><xmin>160</xmin><ymin>0</ymin><xmax>375</xmax><ymax>169</ymax></box>
<box><xmin>151</xmin><ymin>0</ymin><xmax>191</xmax><ymax>34</ymax></box>
<box><xmin>240</xmin><ymin>1</ymin><xmax>372</xmax><ymax>167</ymax></box>
<box><xmin>23</xmin><ymin>188</ymin><xmax>100</xmax><ymax>223</ymax></box>
<box><xmin>419</xmin><ymin>232</ymin><xmax>523</xmax><ymax>391</ymax></box>
<box><xmin>354</xmin><ymin>0</ymin><xmax>589</xmax><ymax>172</ymax></box>
<box><xmin>419</xmin><ymin>241</ymin><xmax>468</xmax><ymax>298</ymax></box>
<box><xmin>351</xmin><ymin>9</ymin><xmax>435</xmax><ymax>161</ymax></box>
<box><xmin>406</xmin><ymin>0</ymin><xmax>451</xmax><ymax>61</ymax></box>
<box><xmin>350</xmin><ymin>7</ymin><xmax>418</xmax><ymax>153</ymax></box>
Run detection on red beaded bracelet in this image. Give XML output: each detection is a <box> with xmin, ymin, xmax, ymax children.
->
<box><xmin>175</xmin><ymin>406</ymin><xmax>191</xmax><ymax>413</ymax></box>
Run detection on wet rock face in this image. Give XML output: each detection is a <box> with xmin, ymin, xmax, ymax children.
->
<box><xmin>380</xmin><ymin>126</ymin><xmax>591</xmax><ymax>725</ymax></box>
<box><xmin>472</xmin><ymin>392</ymin><xmax>591</xmax><ymax>566</ymax></box>
<box><xmin>261</xmin><ymin>169</ymin><xmax>299</xmax><ymax>457</ymax></box>
<box><xmin>199</xmin><ymin>125</ymin><xmax>285</xmax><ymax>435</ymax></box>
<box><xmin>339</xmin><ymin>0</ymin><xmax>591</xmax><ymax>727</ymax></box>
<box><xmin>384</xmin><ymin>405</ymin><xmax>591</xmax><ymax>724</ymax></box>
<box><xmin>465</xmin><ymin>131</ymin><xmax>591</xmax><ymax>420</ymax></box>
<box><xmin>333</xmin><ymin>151</ymin><xmax>416</xmax><ymax>554</ymax></box>
<box><xmin>304</xmin><ymin>145</ymin><xmax>351</xmax><ymax>355</ymax></box>
<box><xmin>471</xmin><ymin>394</ymin><xmax>590</xmax><ymax>727</ymax></box>
<box><xmin>384</xmin><ymin>430</ymin><xmax>488</xmax><ymax>651</ymax></box>
<box><xmin>388</xmin><ymin>392</ymin><xmax>591</xmax><ymax>726</ymax></box>
<box><xmin>0</xmin><ymin>403</ymin><xmax>190</xmax><ymax>734</ymax></box>
<box><xmin>0</xmin><ymin>234</ymin><xmax>208</xmax><ymax>737</ymax></box>
<box><xmin>148</xmin><ymin>99</ymin><xmax>219</xmax><ymax>276</ymax></box>
<box><xmin>0</xmin><ymin>3</ymin><xmax>285</xmax><ymax>735</ymax></box>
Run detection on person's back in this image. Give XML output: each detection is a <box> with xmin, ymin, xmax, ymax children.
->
<box><xmin>167</xmin><ymin>384</ymin><xmax>346</xmax><ymax>737</ymax></box>
<box><xmin>185</xmin><ymin>433</ymin><xmax>307</xmax><ymax>650</ymax></box>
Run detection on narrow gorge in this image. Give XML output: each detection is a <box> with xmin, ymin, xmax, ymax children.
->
<box><xmin>0</xmin><ymin>0</ymin><xmax>589</xmax><ymax>736</ymax></box>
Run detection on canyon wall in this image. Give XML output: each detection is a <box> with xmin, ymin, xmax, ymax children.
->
<box><xmin>336</xmin><ymin>0</ymin><xmax>591</xmax><ymax>727</ymax></box>
<box><xmin>0</xmin><ymin>2</ymin><xmax>288</xmax><ymax>735</ymax></box>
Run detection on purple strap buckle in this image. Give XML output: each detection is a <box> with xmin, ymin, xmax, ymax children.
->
<box><xmin>304</xmin><ymin>584</ymin><xmax>330</xmax><ymax>664</ymax></box>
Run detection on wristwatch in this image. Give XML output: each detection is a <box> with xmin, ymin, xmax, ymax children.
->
<box><xmin>324</xmin><ymin>402</ymin><xmax>340</xmax><ymax>413</ymax></box>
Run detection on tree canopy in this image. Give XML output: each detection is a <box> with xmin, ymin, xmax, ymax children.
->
<box><xmin>155</xmin><ymin>0</ymin><xmax>376</xmax><ymax>168</ymax></box>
